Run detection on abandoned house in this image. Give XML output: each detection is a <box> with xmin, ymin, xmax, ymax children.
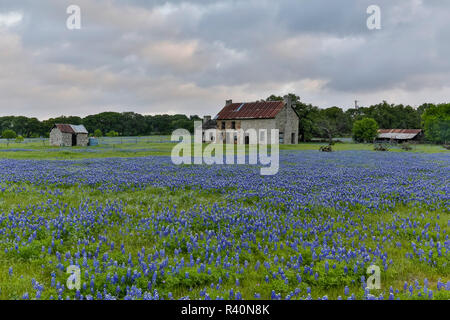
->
<box><xmin>49</xmin><ymin>124</ymin><xmax>89</xmax><ymax>147</ymax></box>
<box><xmin>377</xmin><ymin>129</ymin><xmax>423</xmax><ymax>143</ymax></box>
<box><xmin>206</xmin><ymin>96</ymin><xmax>299</xmax><ymax>144</ymax></box>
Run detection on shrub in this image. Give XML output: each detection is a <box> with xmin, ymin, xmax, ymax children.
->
<box><xmin>401</xmin><ymin>143</ymin><xmax>413</xmax><ymax>151</ymax></box>
<box><xmin>94</xmin><ymin>129</ymin><xmax>103</xmax><ymax>137</ymax></box>
<box><xmin>106</xmin><ymin>130</ymin><xmax>119</xmax><ymax>137</ymax></box>
<box><xmin>374</xmin><ymin>143</ymin><xmax>389</xmax><ymax>151</ymax></box>
<box><xmin>352</xmin><ymin>118</ymin><xmax>379</xmax><ymax>143</ymax></box>
<box><xmin>319</xmin><ymin>145</ymin><xmax>333</xmax><ymax>152</ymax></box>
<box><xmin>2</xmin><ymin>129</ymin><xmax>17</xmax><ymax>146</ymax></box>
<box><xmin>15</xmin><ymin>135</ymin><xmax>24</xmax><ymax>143</ymax></box>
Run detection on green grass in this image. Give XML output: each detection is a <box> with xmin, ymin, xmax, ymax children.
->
<box><xmin>0</xmin><ymin>138</ymin><xmax>447</xmax><ymax>160</ymax></box>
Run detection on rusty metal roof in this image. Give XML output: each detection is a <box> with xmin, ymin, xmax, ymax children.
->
<box><xmin>54</xmin><ymin>124</ymin><xmax>75</xmax><ymax>134</ymax></box>
<box><xmin>53</xmin><ymin>124</ymin><xmax>88</xmax><ymax>134</ymax></box>
<box><xmin>378</xmin><ymin>129</ymin><xmax>422</xmax><ymax>134</ymax></box>
<box><xmin>378</xmin><ymin>129</ymin><xmax>422</xmax><ymax>140</ymax></box>
<box><xmin>216</xmin><ymin>101</ymin><xmax>285</xmax><ymax>120</ymax></box>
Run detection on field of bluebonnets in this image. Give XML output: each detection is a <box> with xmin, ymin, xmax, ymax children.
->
<box><xmin>0</xmin><ymin>144</ymin><xmax>449</xmax><ymax>300</ymax></box>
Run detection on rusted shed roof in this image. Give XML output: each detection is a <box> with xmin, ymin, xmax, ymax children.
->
<box><xmin>216</xmin><ymin>101</ymin><xmax>285</xmax><ymax>120</ymax></box>
<box><xmin>53</xmin><ymin>124</ymin><xmax>88</xmax><ymax>134</ymax></box>
<box><xmin>54</xmin><ymin>124</ymin><xmax>75</xmax><ymax>134</ymax></box>
<box><xmin>378</xmin><ymin>129</ymin><xmax>422</xmax><ymax>140</ymax></box>
<box><xmin>378</xmin><ymin>129</ymin><xmax>422</xmax><ymax>134</ymax></box>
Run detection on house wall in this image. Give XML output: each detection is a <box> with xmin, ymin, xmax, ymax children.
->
<box><xmin>49</xmin><ymin>129</ymin><xmax>73</xmax><ymax>146</ymax></box>
<box><xmin>49</xmin><ymin>128</ymin><xmax>62</xmax><ymax>146</ymax></box>
<box><xmin>214</xmin><ymin>104</ymin><xmax>299</xmax><ymax>145</ymax></box>
<box><xmin>216</xmin><ymin>120</ymin><xmax>242</xmax><ymax>130</ymax></box>
<box><xmin>61</xmin><ymin>133</ymin><xmax>73</xmax><ymax>146</ymax></box>
<box><xmin>240</xmin><ymin>119</ymin><xmax>277</xmax><ymax>144</ymax></box>
<box><xmin>215</xmin><ymin>119</ymin><xmax>276</xmax><ymax>144</ymax></box>
<box><xmin>275</xmin><ymin>105</ymin><xmax>299</xmax><ymax>144</ymax></box>
<box><xmin>77</xmin><ymin>133</ymin><xmax>89</xmax><ymax>146</ymax></box>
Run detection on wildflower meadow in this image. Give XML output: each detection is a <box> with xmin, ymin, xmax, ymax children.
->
<box><xmin>0</xmin><ymin>147</ymin><xmax>448</xmax><ymax>300</ymax></box>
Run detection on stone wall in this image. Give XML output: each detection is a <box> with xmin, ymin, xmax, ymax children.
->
<box><xmin>77</xmin><ymin>133</ymin><xmax>89</xmax><ymax>147</ymax></box>
<box><xmin>49</xmin><ymin>128</ymin><xmax>62</xmax><ymax>146</ymax></box>
<box><xmin>49</xmin><ymin>129</ymin><xmax>73</xmax><ymax>147</ymax></box>
<box><xmin>214</xmin><ymin>119</ymin><xmax>277</xmax><ymax>144</ymax></box>
<box><xmin>275</xmin><ymin>104</ymin><xmax>299</xmax><ymax>144</ymax></box>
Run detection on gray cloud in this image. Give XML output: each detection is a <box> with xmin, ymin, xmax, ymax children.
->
<box><xmin>0</xmin><ymin>0</ymin><xmax>449</xmax><ymax>119</ymax></box>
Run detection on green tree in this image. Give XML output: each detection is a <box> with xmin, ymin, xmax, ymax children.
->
<box><xmin>422</xmin><ymin>103</ymin><xmax>450</xmax><ymax>144</ymax></box>
<box><xmin>346</xmin><ymin>101</ymin><xmax>421</xmax><ymax>129</ymax></box>
<box><xmin>15</xmin><ymin>135</ymin><xmax>24</xmax><ymax>143</ymax></box>
<box><xmin>94</xmin><ymin>129</ymin><xmax>103</xmax><ymax>137</ymax></box>
<box><xmin>315</xmin><ymin>107</ymin><xmax>353</xmax><ymax>143</ymax></box>
<box><xmin>352</xmin><ymin>118</ymin><xmax>379</xmax><ymax>143</ymax></box>
<box><xmin>2</xmin><ymin>129</ymin><xmax>17</xmax><ymax>146</ymax></box>
<box><xmin>267</xmin><ymin>93</ymin><xmax>321</xmax><ymax>142</ymax></box>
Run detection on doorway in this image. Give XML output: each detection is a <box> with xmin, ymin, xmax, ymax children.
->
<box><xmin>291</xmin><ymin>133</ymin><xmax>295</xmax><ymax>144</ymax></box>
<box><xmin>72</xmin><ymin>134</ymin><xmax>77</xmax><ymax>146</ymax></box>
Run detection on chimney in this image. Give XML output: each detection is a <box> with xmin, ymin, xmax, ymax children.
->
<box><xmin>283</xmin><ymin>95</ymin><xmax>292</xmax><ymax>108</ymax></box>
<box><xmin>203</xmin><ymin>115</ymin><xmax>211</xmax><ymax>124</ymax></box>
<box><xmin>226</xmin><ymin>99</ymin><xmax>233</xmax><ymax>106</ymax></box>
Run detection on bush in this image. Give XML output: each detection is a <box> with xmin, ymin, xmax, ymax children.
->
<box><xmin>319</xmin><ymin>145</ymin><xmax>333</xmax><ymax>152</ymax></box>
<box><xmin>2</xmin><ymin>129</ymin><xmax>17</xmax><ymax>146</ymax></box>
<box><xmin>94</xmin><ymin>129</ymin><xmax>103</xmax><ymax>137</ymax></box>
<box><xmin>401</xmin><ymin>143</ymin><xmax>413</xmax><ymax>151</ymax></box>
<box><xmin>374</xmin><ymin>143</ymin><xmax>389</xmax><ymax>151</ymax></box>
<box><xmin>352</xmin><ymin>118</ymin><xmax>379</xmax><ymax>143</ymax></box>
<box><xmin>15</xmin><ymin>135</ymin><xmax>24</xmax><ymax>143</ymax></box>
<box><xmin>106</xmin><ymin>130</ymin><xmax>119</xmax><ymax>137</ymax></box>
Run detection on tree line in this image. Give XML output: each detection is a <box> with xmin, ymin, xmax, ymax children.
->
<box><xmin>267</xmin><ymin>94</ymin><xmax>448</xmax><ymax>144</ymax></box>
<box><xmin>1</xmin><ymin>95</ymin><xmax>448</xmax><ymax>144</ymax></box>
<box><xmin>0</xmin><ymin>112</ymin><xmax>201</xmax><ymax>138</ymax></box>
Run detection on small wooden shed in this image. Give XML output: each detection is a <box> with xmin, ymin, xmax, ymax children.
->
<box><xmin>49</xmin><ymin>124</ymin><xmax>89</xmax><ymax>147</ymax></box>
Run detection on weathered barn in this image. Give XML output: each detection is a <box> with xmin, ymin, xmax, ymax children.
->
<box><xmin>377</xmin><ymin>129</ymin><xmax>423</xmax><ymax>143</ymax></box>
<box><xmin>49</xmin><ymin>124</ymin><xmax>89</xmax><ymax>147</ymax></box>
<box><xmin>211</xmin><ymin>96</ymin><xmax>300</xmax><ymax>144</ymax></box>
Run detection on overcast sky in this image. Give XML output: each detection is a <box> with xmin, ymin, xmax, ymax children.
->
<box><xmin>1</xmin><ymin>0</ymin><xmax>449</xmax><ymax>119</ymax></box>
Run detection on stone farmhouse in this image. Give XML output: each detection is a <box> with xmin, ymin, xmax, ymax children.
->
<box><xmin>203</xmin><ymin>96</ymin><xmax>299</xmax><ymax>144</ymax></box>
<box><xmin>49</xmin><ymin>124</ymin><xmax>89</xmax><ymax>147</ymax></box>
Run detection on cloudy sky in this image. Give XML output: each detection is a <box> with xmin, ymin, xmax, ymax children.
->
<box><xmin>1</xmin><ymin>0</ymin><xmax>449</xmax><ymax>119</ymax></box>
